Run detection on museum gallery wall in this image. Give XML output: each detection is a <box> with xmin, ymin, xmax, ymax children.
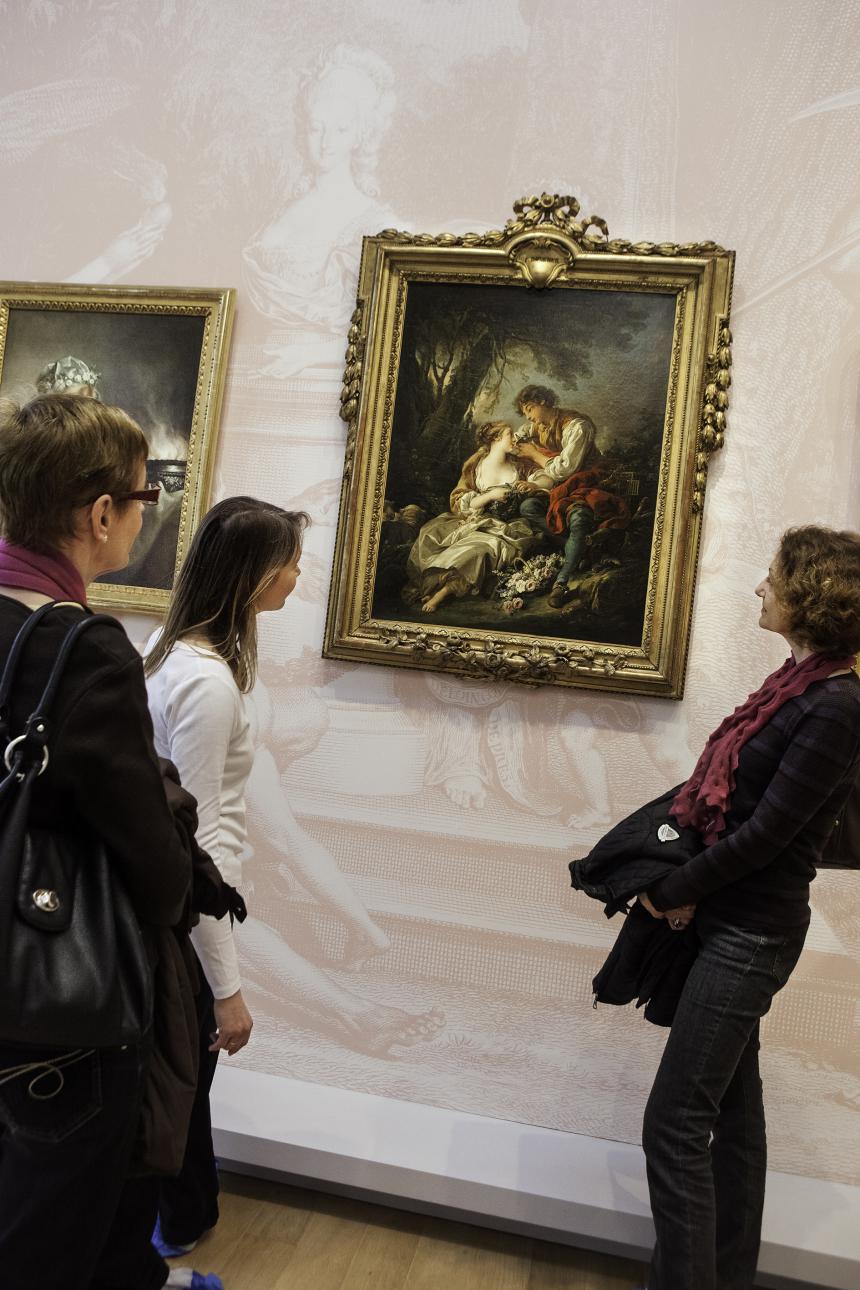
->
<box><xmin>3</xmin><ymin>0</ymin><xmax>857</xmax><ymax>1190</ymax></box>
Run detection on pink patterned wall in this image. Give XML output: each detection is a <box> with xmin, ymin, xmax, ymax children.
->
<box><xmin>3</xmin><ymin>0</ymin><xmax>858</xmax><ymax>1185</ymax></box>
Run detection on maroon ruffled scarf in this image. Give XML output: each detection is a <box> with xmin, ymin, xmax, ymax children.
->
<box><xmin>671</xmin><ymin>651</ymin><xmax>856</xmax><ymax>842</ymax></box>
<box><xmin>0</xmin><ymin>540</ymin><xmax>87</xmax><ymax>604</ymax></box>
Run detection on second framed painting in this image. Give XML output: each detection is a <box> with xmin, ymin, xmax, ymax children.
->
<box><xmin>0</xmin><ymin>281</ymin><xmax>234</xmax><ymax>614</ymax></box>
<box><xmin>324</xmin><ymin>193</ymin><xmax>734</xmax><ymax>698</ymax></box>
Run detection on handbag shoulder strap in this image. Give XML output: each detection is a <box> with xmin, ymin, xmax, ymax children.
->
<box><xmin>0</xmin><ymin>601</ymin><xmax>82</xmax><ymax>744</ymax></box>
<box><xmin>1</xmin><ymin>605</ymin><xmax>125</xmax><ymax>772</ymax></box>
<box><xmin>32</xmin><ymin>613</ymin><xmax>123</xmax><ymax>721</ymax></box>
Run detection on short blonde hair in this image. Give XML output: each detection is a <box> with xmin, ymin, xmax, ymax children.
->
<box><xmin>0</xmin><ymin>394</ymin><xmax>148</xmax><ymax>553</ymax></box>
<box><xmin>772</xmin><ymin>525</ymin><xmax>860</xmax><ymax>656</ymax></box>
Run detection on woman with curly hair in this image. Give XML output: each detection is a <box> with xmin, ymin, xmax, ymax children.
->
<box><xmin>634</xmin><ymin>524</ymin><xmax>860</xmax><ymax>1290</ymax></box>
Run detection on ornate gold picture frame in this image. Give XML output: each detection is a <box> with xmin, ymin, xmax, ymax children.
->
<box><xmin>0</xmin><ymin>281</ymin><xmax>235</xmax><ymax>614</ymax></box>
<box><xmin>324</xmin><ymin>194</ymin><xmax>733</xmax><ymax>698</ymax></box>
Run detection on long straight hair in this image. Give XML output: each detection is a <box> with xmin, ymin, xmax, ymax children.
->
<box><xmin>145</xmin><ymin>496</ymin><xmax>309</xmax><ymax>693</ymax></box>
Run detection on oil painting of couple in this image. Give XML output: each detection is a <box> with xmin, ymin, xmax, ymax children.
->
<box><xmin>373</xmin><ymin>280</ymin><xmax>678</xmax><ymax>648</ymax></box>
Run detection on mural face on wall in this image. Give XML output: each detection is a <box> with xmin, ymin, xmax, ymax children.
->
<box><xmin>3</xmin><ymin>0</ymin><xmax>859</xmax><ymax>1191</ymax></box>
<box><xmin>242</xmin><ymin>45</ymin><xmax>398</xmax><ymax>383</ymax></box>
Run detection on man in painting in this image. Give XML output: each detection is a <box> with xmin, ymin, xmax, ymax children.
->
<box><xmin>513</xmin><ymin>384</ymin><xmax>628</xmax><ymax>608</ymax></box>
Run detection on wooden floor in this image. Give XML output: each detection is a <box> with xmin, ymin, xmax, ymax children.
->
<box><xmin>185</xmin><ymin>1170</ymin><xmax>647</xmax><ymax>1289</ymax></box>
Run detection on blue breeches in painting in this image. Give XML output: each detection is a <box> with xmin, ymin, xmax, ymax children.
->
<box><xmin>519</xmin><ymin>496</ymin><xmax>596</xmax><ymax>585</ymax></box>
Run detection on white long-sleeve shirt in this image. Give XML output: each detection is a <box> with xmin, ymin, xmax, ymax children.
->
<box><xmin>531</xmin><ymin>413</ymin><xmax>597</xmax><ymax>483</ymax></box>
<box><xmin>145</xmin><ymin>637</ymin><xmax>254</xmax><ymax>998</ymax></box>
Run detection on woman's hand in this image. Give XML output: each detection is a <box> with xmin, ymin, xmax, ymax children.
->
<box><xmin>473</xmin><ymin>485</ymin><xmax>510</xmax><ymax>509</ymax></box>
<box><xmin>639</xmin><ymin>894</ymin><xmax>696</xmax><ymax>930</ymax></box>
<box><xmin>210</xmin><ymin>989</ymin><xmax>253</xmax><ymax>1055</ymax></box>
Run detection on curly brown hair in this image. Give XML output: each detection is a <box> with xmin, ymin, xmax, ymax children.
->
<box><xmin>513</xmin><ymin>384</ymin><xmax>558</xmax><ymax>413</ymax></box>
<box><xmin>770</xmin><ymin>525</ymin><xmax>860</xmax><ymax>657</ymax></box>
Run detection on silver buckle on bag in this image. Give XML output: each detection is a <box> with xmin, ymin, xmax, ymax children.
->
<box><xmin>3</xmin><ymin>733</ymin><xmax>50</xmax><ymax>778</ymax></box>
<box><xmin>33</xmin><ymin>889</ymin><xmax>61</xmax><ymax>913</ymax></box>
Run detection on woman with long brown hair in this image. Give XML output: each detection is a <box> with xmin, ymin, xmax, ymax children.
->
<box><xmin>144</xmin><ymin>496</ymin><xmax>307</xmax><ymax>1255</ymax></box>
<box><xmin>145</xmin><ymin>496</ymin><xmax>445</xmax><ymax>1258</ymax></box>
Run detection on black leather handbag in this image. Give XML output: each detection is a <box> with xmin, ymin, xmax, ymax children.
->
<box><xmin>0</xmin><ymin>603</ymin><xmax>153</xmax><ymax>1049</ymax></box>
<box><xmin>820</xmin><ymin>771</ymin><xmax>860</xmax><ymax>869</ymax></box>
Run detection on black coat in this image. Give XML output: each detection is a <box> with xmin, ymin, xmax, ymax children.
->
<box><xmin>570</xmin><ymin>787</ymin><xmax>702</xmax><ymax>1026</ymax></box>
<box><xmin>0</xmin><ymin>596</ymin><xmax>237</xmax><ymax>1172</ymax></box>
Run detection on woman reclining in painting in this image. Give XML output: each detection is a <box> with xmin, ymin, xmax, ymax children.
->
<box><xmin>405</xmin><ymin>421</ymin><xmax>543</xmax><ymax>613</ymax></box>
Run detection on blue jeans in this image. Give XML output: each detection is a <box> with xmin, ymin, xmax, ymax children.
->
<box><xmin>642</xmin><ymin>909</ymin><xmax>807</xmax><ymax>1290</ymax></box>
<box><xmin>519</xmin><ymin>496</ymin><xmax>596</xmax><ymax>583</ymax></box>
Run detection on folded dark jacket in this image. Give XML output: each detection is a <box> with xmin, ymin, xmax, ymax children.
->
<box><xmin>569</xmin><ymin>787</ymin><xmax>702</xmax><ymax>1027</ymax></box>
<box><xmin>134</xmin><ymin>760</ymin><xmax>247</xmax><ymax>1175</ymax></box>
<box><xmin>569</xmin><ymin>785</ymin><xmax>700</xmax><ymax>913</ymax></box>
<box><xmin>591</xmin><ymin>900</ymin><xmax>698</xmax><ymax>1026</ymax></box>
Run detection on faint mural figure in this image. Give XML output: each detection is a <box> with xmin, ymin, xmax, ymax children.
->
<box><xmin>420</xmin><ymin>673</ymin><xmax>694</xmax><ymax>833</ymax></box>
<box><xmin>238</xmin><ymin>678</ymin><xmax>445</xmax><ymax>1054</ymax></box>
<box><xmin>65</xmin><ymin>149</ymin><xmax>172</xmax><ymax>285</ymax></box>
<box><xmin>419</xmin><ymin>675</ymin><xmax>614</xmax><ymax>826</ymax></box>
<box><xmin>0</xmin><ymin>78</ymin><xmax>170</xmax><ymax>285</ymax></box>
<box><xmin>243</xmin><ymin>44</ymin><xmax>397</xmax><ymax>380</ymax></box>
<box><xmin>790</xmin><ymin>88</ymin><xmax>860</xmax><ymax>523</ymax></box>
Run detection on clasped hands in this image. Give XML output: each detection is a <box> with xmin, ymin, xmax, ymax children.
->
<box><xmin>638</xmin><ymin>892</ymin><xmax>696</xmax><ymax>930</ymax></box>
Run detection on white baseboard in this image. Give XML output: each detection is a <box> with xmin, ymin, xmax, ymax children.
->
<box><xmin>211</xmin><ymin>1067</ymin><xmax>859</xmax><ymax>1290</ymax></box>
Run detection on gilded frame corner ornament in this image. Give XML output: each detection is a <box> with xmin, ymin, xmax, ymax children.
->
<box><xmin>327</xmin><ymin>193</ymin><xmax>734</xmax><ymax>699</ymax></box>
<box><xmin>0</xmin><ymin>280</ymin><xmax>235</xmax><ymax>615</ymax></box>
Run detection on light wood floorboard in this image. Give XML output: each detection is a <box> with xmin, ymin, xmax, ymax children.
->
<box><xmin>179</xmin><ymin>1171</ymin><xmax>647</xmax><ymax>1290</ymax></box>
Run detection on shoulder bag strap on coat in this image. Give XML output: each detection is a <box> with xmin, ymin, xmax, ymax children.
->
<box><xmin>1</xmin><ymin>605</ymin><xmax>123</xmax><ymax>774</ymax></box>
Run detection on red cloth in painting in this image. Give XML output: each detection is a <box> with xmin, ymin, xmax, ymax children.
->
<box><xmin>0</xmin><ymin>540</ymin><xmax>87</xmax><ymax>604</ymax></box>
<box><xmin>670</xmin><ymin>651</ymin><xmax>858</xmax><ymax>842</ymax></box>
<box><xmin>545</xmin><ymin>467</ymin><xmax>630</xmax><ymax>537</ymax></box>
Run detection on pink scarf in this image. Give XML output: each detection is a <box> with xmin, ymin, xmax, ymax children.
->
<box><xmin>0</xmin><ymin>540</ymin><xmax>87</xmax><ymax>604</ymax></box>
<box><xmin>671</xmin><ymin>651</ymin><xmax>856</xmax><ymax>842</ymax></box>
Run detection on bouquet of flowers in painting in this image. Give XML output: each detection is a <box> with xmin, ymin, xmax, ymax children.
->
<box><xmin>495</xmin><ymin>552</ymin><xmax>564</xmax><ymax>614</ymax></box>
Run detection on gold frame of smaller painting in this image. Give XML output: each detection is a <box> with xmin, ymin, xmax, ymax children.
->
<box><xmin>0</xmin><ymin>280</ymin><xmax>235</xmax><ymax>614</ymax></box>
<box><xmin>324</xmin><ymin>193</ymin><xmax>734</xmax><ymax>698</ymax></box>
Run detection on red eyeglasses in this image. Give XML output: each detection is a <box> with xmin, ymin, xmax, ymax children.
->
<box><xmin>117</xmin><ymin>486</ymin><xmax>161</xmax><ymax>507</ymax></box>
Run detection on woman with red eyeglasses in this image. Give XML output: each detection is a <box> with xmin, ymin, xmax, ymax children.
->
<box><xmin>0</xmin><ymin>394</ymin><xmax>222</xmax><ymax>1290</ymax></box>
